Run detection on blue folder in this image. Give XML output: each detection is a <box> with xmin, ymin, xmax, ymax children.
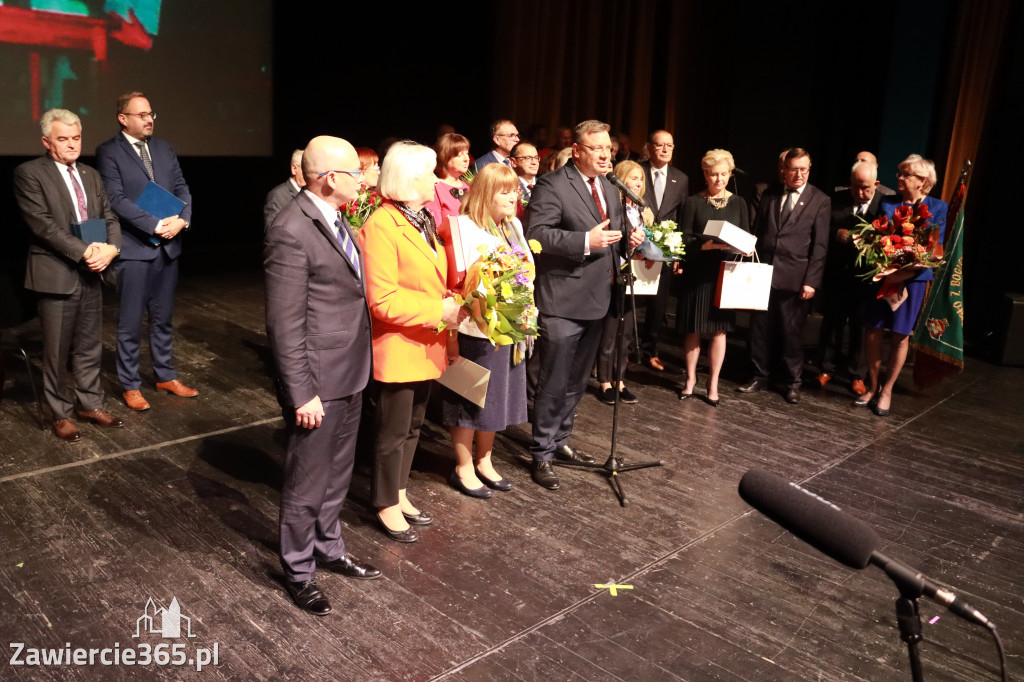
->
<box><xmin>134</xmin><ymin>181</ymin><xmax>187</xmax><ymax>247</ymax></box>
<box><xmin>71</xmin><ymin>218</ymin><xmax>108</xmax><ymax>244</ymax></box>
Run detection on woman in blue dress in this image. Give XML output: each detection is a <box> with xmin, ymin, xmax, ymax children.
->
<box><xmin>857</xmin><ymin>155</ymin><xmax>947</xmax><ymax>416</ymax></box>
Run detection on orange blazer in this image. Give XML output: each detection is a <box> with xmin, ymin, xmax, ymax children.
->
<box><xmin>359</xmin><ymin>202</ymin><xmax>449</xmax><ymax>382</ymax></box>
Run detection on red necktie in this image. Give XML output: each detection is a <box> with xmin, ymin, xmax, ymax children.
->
<box><xmin>588</xmin><ymin>178</ymin><xmax>607</xmax><ymax>221</ymax></box>
<box><xmin>67</xmin><ymin>165</ymin><xmax>87</xmax><ymax>220</ymax></box>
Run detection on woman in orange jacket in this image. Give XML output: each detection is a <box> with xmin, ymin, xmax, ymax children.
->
<box><xmin>359</xmin><ymin>141</ymin><xmax>466</xmax><ymax>543</ymax></box>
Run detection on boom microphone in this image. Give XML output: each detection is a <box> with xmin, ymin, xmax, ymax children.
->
<box><xmin>738</xmin><ymin>468</ymin><xmax>992</xmax><ymax>628</ymax></box>
<box><xmin>738</xmin><ymin>467</ymin><xmax>879</xmax><ymax>569</ymax></box>
<box><xmin>605</xmin><ymin>171</ymin><xmax>647</xmax><ymax>209</ymax></box>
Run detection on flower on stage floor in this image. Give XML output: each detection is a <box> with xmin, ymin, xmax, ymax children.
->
<box><xmin>459</xmin><ymin>243</ymin><xmax>539</xmax><ymax>348</ymax></box>
<box><xmin>339</xmin><ymin>187</ymin><xmax>382</xmax><ymax>231</ymax></box>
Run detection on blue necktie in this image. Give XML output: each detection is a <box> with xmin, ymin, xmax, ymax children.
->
<box><xmin>334</xmin><ymin>218</ymin><xmax>360</xmax><ymax>277</ymax></box>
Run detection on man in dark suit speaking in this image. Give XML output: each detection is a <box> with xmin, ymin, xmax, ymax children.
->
<box><xmin>739</xmin><ymin>148</ymin><xmax>830</xmax><ymax>404</ymax></box>
<box><xmin>265</xmin><ymin>136</ymin><xmax>380</xmax><ymax>615</ymax></box>
<box><xmin>526</xmin><ymin>120</ymin><xmax>645</xmax><ymax>490</ymax></box>
<box><xmin>96</xmin><ymin>91</ymin><xmax>196</xmax><ymax>412</ymax></box>
<box><xmin>14</xmin><ymin>109</ymin><xmax>124</xmax><ymax>441</ymax></box>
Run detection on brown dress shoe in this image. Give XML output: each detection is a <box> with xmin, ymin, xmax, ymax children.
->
<box><xmin>76</xmin><ymin>409</ymin><xmax>125</xmax><ymax>428</ymax></box>
<box><xmin>155</xmin><ymin>379</ymin><xmax>199</xmax><ymax>397</ymax></box>
<box><xmin>816</xmin><ymin>373</ymin><xmax>831</xmax><ymax>387</ymax></box>
<box><xmin>53</xmin><ymin>419</ymin><xmax>81</xmax><ymax>442</ymax></box>
<box><xmin>645</xmin><ymin>356</ymin><xmax>665</xmax><ymax>371</ymax></box>
<box><xmin>123</xmin><ymin>390</ymin><xmax>151</xmax><ymax>411</ymax></box>
<box><xmin>851</xmin><ymin>379</ymin><xmax>867</xmax><ymax>395</ymax></box>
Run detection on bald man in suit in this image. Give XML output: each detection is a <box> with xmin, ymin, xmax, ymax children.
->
<box><xmin>265</xmin><ymin>136</ymin><xmax>380</xmax><ymax>615</ymax></box>
<box><xmin>13</xmin><ymin>108</ymin><xmax>124</xmax><ymax>441</ymax></box>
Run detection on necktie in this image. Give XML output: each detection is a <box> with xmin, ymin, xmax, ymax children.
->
<box><xmin>334</xmin><ymin>217</ymin><xmax>360</xmax><ymax>277</ymax></box>
<box><xmin>653</xmin><ymin>169</ymin><xmax>665</xmax><ymax>208</ymax></box>
<box><xmin>588</xmin><ymin>178</ymin><xmax>607</xmax><ymax>221</ymax></box>
<box><xmin>67</xmin><ymin>165</ymin><xmax>87</xmax><ymax>220</ymax></box>
<box><xmin>135</xmin><ymin>141</ymin><xmax>155</xmax><ymax>180</ymax></box>
<box><xmin>780</xmin><ymin>189</ymin><xmax>797</xmax><ymax>225</ymax></box>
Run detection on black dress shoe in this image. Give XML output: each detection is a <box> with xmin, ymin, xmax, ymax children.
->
<box><xmin>286</xmin><ymin>579</ymin><xmax>331</xmax><ymax>616</ymax></box>
<box><xmin>618</xmin><ymin>386</ymin><xmax>638</xmax><ymax>404</ymax></box>
<box><xmin>784</xmin><ymin>388</ymin><xmax>800</xmax><ymax>404</ymax></box>
<box><xmin>448</xmin><ymin>470</ymin><xmax>493</xmax><ymax>499</ymax></box>
<box><xmin>402</xmin><ymin>510</ymin><xmax>433</xmax><ymax>525</ymax></box>
<box><xmin>531</xmin><ymin>461</ymin><xmax>560</xmax><ymax>490</ymax></box>
<box><xmin>737</xmin><ymin>379</ymin><xmax>766</xmax><ymax>393</ymax></box>
<box><xmin>375</xmin><ymin>514</ymin><xmax>419</xmax><ymax>543</ymax></box>
<box><xmin>320</xmin><ymin>554</ymin><xmax>381</xmax><ymax>580</ymax></box>
<box><xmin>554</xmin><ymin>444</ymin><xmax>595</xmax><ymax>464</ymax></box>
<box><xmin>598</xmin><ymin>387</ymin><xmax>617</xmax><ymax>405</ymax></box>
<box><xmin>476</xmin><ymin>468</ymin><xmax>513</xmax><ymax>491</ymax></box>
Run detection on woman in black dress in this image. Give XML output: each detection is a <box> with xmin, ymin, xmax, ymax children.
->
<box><xmin>677</xmin><ymin>149</ymin><xmax>750</xmax><ymax>406</ymax></box>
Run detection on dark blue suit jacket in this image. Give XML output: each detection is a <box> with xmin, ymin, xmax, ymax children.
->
<box><xmin>95</xmin><ymin>133</ymin><xmax>192</xmax><ymax>261</ymax></box>
<box><xmin>526</xmin><ymin>161</ymin><xmax>626</xmax><ymax>320</ymax></box>
<box><xmin>471</xmin><ymin>150</ymin><xmax>507</xmax><ymax>174</ymax></box>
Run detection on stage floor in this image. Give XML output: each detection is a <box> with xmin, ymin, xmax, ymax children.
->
<box><xmin>1</xmin><ymin>269</ymin><xmax>1020</xmax><ymax>681</ymax></box>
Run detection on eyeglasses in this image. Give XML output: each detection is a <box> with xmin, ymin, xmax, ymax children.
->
<box><xmin>317</xmin><ymin>169</ymin><xmax>362</xmax><ymax>179</ymax></box>
<box><xmin>784</xmin><ymin>167</ymin><xmax>811</xmax><ymax>175</ymax></box>
<box><xmin>514</xmin><ymin>155</ymin><xmax>539</xmax><ymax>162</ymax></box>
<box><xmin>579</xmin><ymin>144</ymin><xmax>613</xmax><ymax>154</ymax></box>
<box><xmin>651</xmin><ymin>143</ymin><xmax>674</xmax><ymax>150</ymax></box>
<box><xmin>496</xmin><ymin>132</ymin><xmax>520</xmax><ymax>139</ymax></box>
<box><xmin>123</xmin><ymin>112</ymin><xmax>156</xmax><ymax>121</ymax></box>
<box><xmin>896</xmin><ymin>171</ymin><xmax>924</xmax><ymax>179</ymax></box>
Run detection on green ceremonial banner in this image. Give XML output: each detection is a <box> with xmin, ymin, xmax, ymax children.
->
<box><xmin>912</xmin><ymin>207</ymin><xmax>964</xmax><ymax>386</ymax></box>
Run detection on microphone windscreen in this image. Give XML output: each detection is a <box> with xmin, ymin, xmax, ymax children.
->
<box><xmin>738</xmin><ymin>468</ymin><xmax>880</xmax><ymax>569</ymax></box>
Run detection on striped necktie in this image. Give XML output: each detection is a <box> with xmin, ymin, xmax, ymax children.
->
<box><xmin>334</xmin><ymin>217</ymin><xmax>360</xmax><ymax>277</ymax></box>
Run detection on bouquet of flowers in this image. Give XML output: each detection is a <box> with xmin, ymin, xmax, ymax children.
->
<box><xmin>457</xmin><ymin>241</ymin><xmax>542</xmax><ymax>352</ymax></box>
<box><xmin>850</xmin><ymin>203</ymin><xmax>944</xmax><ymax>298</ymax></box>
<box><xmin>643</xmin><ymin>219</ymin><xmax>686</xmax><ymax>260</ymax></box>
<box><xmin>339</xmin><ymin>186</ymin><xmax>382</xmax><ymax>231</ymax></box>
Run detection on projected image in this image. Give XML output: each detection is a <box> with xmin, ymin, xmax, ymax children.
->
<box><xmin>0</xmin><ymin>0</ymin><xmax>271</xmax><ymax>156</ymax></box>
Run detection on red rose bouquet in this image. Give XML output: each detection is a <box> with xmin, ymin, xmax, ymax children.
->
<box><xmin>339</xmin><ymin>186</ymin><xmax>382</xmax><ymax>232</ymax></box>
<box><xmin>849</xmin><ymin>203</ymin><xmax>944</xmax><ymax>299</ymax></box>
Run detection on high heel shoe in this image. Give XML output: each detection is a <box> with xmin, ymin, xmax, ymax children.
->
<box><xmin>870</xmin><ymin>397</ymin><xmax>891</xmax><ymax>417</ymax></box>
<box><xmin>476</xmin><ymin>467</ymin><xmax>513</xmax><ymax>492</ymax></box>
<box><xmin>704</xmin><ymin>385</ymin><xmax>720</xmax><ymax>407</ymax></box>
<box><xmin>853</xmin><ymin>393</ymin><xmax>875</xmax><ymax>407</ymax></box>
<box><xmin>448</xmin><ymin>470</ymin><xmax>493</xmax><ymax>499</ymax></box>
<box><xmin>678</xmin><ymin>387</ymin><xmax>694</xmax><ymax>400</ymax></box>
<box><xmin>376</xmin><ymin>513</ymin><xmax>418</xmax><ymax>543</ymax></box>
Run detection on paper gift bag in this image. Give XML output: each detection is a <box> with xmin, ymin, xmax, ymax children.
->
<box><xmin>715</xmin><ymin>260</ymin><xmax>773</xmax><ymax>310</ymax></box>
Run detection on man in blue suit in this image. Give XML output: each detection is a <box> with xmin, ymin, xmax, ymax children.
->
<box><xmin>96</xmin><ymin>91</ymin><xmax>196</xmax><ymax>412</ymax></box>
<box><xmin>471</xmin><ymin>119</ymin><xmax>519</xmax><ymax>173</ymax></box>
<box><xmin>526</xmin><ymin>120</ymin><xmax>645</xmax><ymax>490</ymax></box>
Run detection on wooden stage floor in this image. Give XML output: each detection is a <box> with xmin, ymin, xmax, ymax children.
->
<box><xmin>0</xmin><ymin>268</ymin><xmax>1021</xmax><ymax>681</ymax></box>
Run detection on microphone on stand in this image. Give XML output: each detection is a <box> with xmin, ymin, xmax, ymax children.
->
<box><xmin>737</xmin><ymin>468</ymin><xmax>992</xmax><ymax>628</ymax></box>
<box><xmin>605</xmin><ymin>171</ymin><xmax>647</xmax><ymax>209</ymax></box>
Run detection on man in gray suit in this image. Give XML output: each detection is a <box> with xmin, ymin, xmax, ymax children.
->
<box><xmin>262</xmin><ymin>148</ymin><xmax>304</xmax><ymax>231</ymax></box>
<box><xmin>13</xmin><ymin>109</ymin><xmax>124</xmax><ymax>441</ymax></box>
<box><xmin>264</xmin><ymin>136</ymin><xmax>380</xmax><ymax>615</ymax></box>
<box><xmin>526</xmin><ymin>120</ymin><xmax>645</xmax><ymax>490</ymax></box>
<box><xmin>638</xmin><ymin>130</ymin><xmax>689</xmax><ymax>370</ymax></box>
